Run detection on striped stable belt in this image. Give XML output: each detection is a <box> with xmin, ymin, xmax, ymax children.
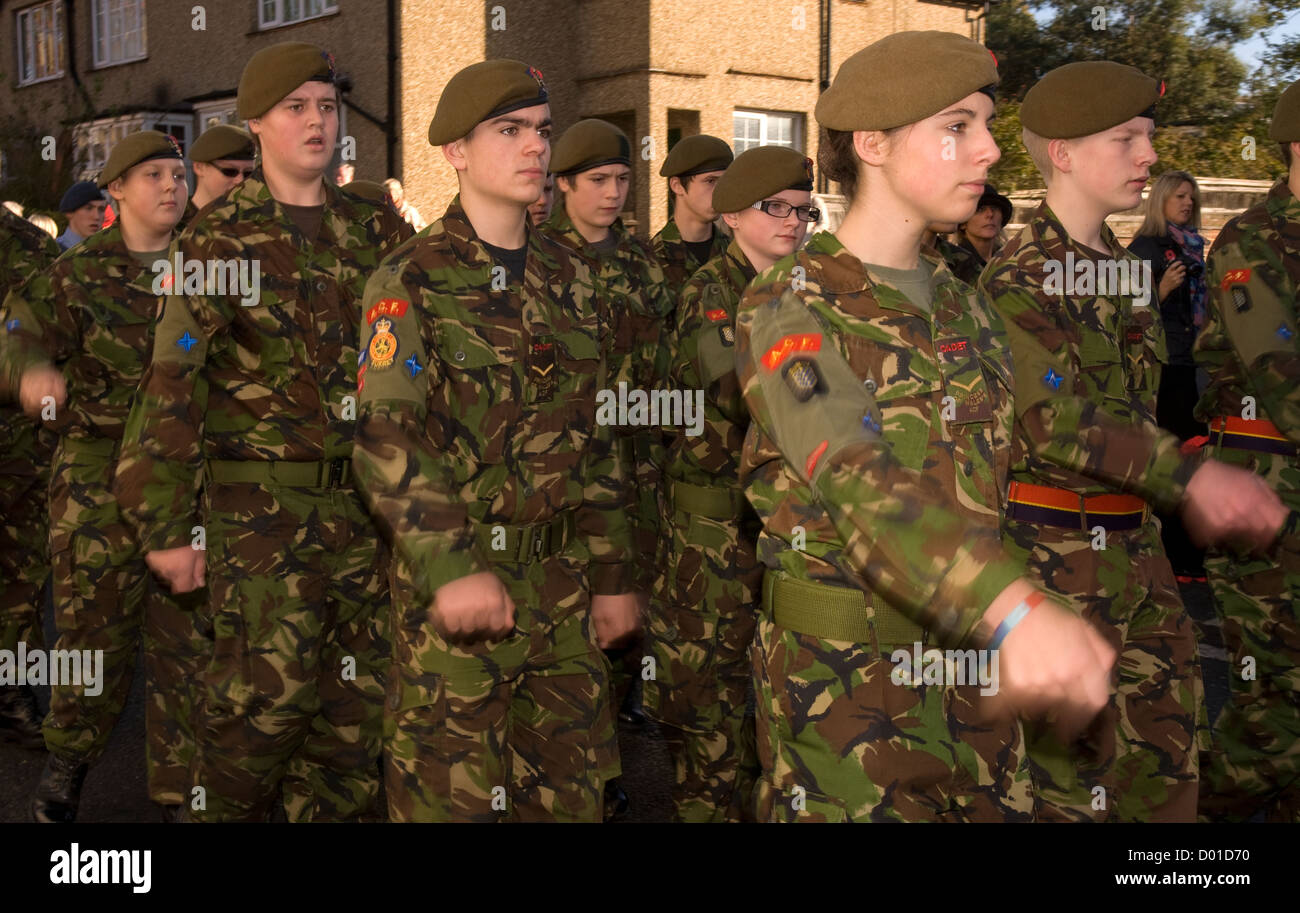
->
<box><xmin>1005</xmin><ymin>479</ymin><xmax>1148</xmax><ymax>531</ymax></box>
<box><xmin>1208</xmin><ymin>416</ymin><xmax>1298</xmax><ymax>457</ymax></box>
<box><xmin>761</xmin><ymin>570</ymin><xmax>924</xmax><ymax>650</ymax></box>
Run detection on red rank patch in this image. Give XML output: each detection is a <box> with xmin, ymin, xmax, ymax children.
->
<box><xmin>805</xmin><ymin>439</ymin><xmax>829</xmax><ymax>478</ymax></box>
<box><xmin>706</xmin><ymin>309</ymin><xmax>728</xmax><ymax>323</ymax></box>
<box><xmin>366</xmin><ymin>298</ymin><xmax>409</xmax><ymax>325</ymax></box>
<box><xmin>1221</xmin><ymin>269</ymin><xmax>1251</xmax><ymax>289</ymax></box>
<box><xmin>761</xmin><ymin>333</ymin><xmax>821</xmax><ymax>372</ymax></box>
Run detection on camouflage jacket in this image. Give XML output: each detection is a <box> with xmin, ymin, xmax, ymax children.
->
<box><xmin>735</xmin><ymin>231</ymin><xmax>1024</xmax><ymax>649</ymax></box>
<box><xmin>0</xmin><ymin>220</ymin><xmax>174</xmax><ymax>443</ymax></box>
<box><xmin>981</xmin><ymin>202</ymin><xmax>1195</xmax><ymax>510</ymax></box>
<box><xmin>0</xmin><ymin>206</ymin><xmax>61</xmax><ymax>441</ymax></box>
<box><xmin>113</xmin><ymin>170</ymin><xmax>412</xmax><ymax>554</ymax></box>
<box><xmin>353</xmin><ymin>196</ymin><xmax>635</xmax><ymax>605</ymax></box>
<box><xmin>1194</xmin><ymin>178</ymin><xmax>1300</xmax><ymax>502</ymax></box>
<box><xmin>665</xmin><ymin>238</ymin><xmax>756</xmax><ymax>495</ymax></box>
<box><xmin>931</xmin><ymin>235</ymin><xmax>983</xmax><ymax>287</ymax></box>
<box><xmin>652</xmin><ymin>218</ymin><xmax>730</xmax><ymax>299</ymax></box>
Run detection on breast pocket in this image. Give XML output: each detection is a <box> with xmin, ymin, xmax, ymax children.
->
<box><xmin>841</xmin><ymin>329</ymin><xmax>943</xmax><ymax>471</ymax></box>
<box><xmin>430</xmin><ymin>320</ymin><xmax>523</xmax><ymax>465</ymax></box>
<box><xmin>1124</xmin><ymin>306</ymin><xmax>1166</xmax><ymax>398</ymax></box>
<box><xmin>1076</xmin><ymin>323</ymin><xmax>1126</xmax><ymax>404</ymax></box>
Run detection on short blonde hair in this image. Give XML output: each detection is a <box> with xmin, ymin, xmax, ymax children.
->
<box><xmin>1021</xmin><ymin>127</ymin><xmax>1055</xmax><ymax>186</ymax></box>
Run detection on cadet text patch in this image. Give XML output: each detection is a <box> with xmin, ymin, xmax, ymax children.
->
<box><xmin>762</xmin><ymin>333</ymin><xmax>821</xmax><ymax>372</ymax></box>
<box><xmin>367</xmin><ymin>297</ymin><xmax>409</xmax><ymax>325</ymax></box>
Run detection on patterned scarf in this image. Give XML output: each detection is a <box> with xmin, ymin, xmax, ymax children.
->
<box><xmin>1168</xmin><ymin>221</ymin><xmax>1207</xmax><ymax>328</ymax></box>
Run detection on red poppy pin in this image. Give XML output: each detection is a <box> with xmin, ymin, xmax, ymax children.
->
<box><xmin>527</xmin><ymin>66</ymin><xmax>546</xmax><ymax>90</ymax></box>
<box><xmin>322</xmin><ymin>51</ymin><xmax>337</xmax><ymax>78</ymax></box>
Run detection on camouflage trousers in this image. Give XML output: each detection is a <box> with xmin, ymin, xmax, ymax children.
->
<box><xmin>0</xmin><ymin>416</ymin><xmax>51</xmax><ymax>656</ymax></box>
<box><xmin>188</xmin><ymin>480</ymin><xmax>389</xmax><ymax>823</ymax></box>
<box><xmin>645</xmin><ymin>509</ymin><xmax>762</xmax><ymax>822</ymax></box>
<box><xmin>1005</xmin><ymin>519</ymin><xmax>1206</xmax><ymax>822</ymax></box>
<box><xmin>1199</xmin><ymin>547</ymin><xmax>1300</xmax><ymax>822</ymax></box>
<box><xmin>45</xmin><ymin>438</ymin><xmax>206</xmax><ymax>806</ymax></box>
<box><xmin>385</xmin><ymin>548</ymin><xmax>618</xmax><ymax>822</ymax></box>
<box><xmin>751</xmin><ymin>573</ymin><xmax>1035</xmax><ymax>823</ymax></box>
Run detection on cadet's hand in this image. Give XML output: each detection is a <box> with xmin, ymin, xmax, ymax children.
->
<box><xmin>984</xmin><ymin>579</ymin><xmax>1115</xmax><ymax>742</ymax></box>
<box><xmin>1158</xmin><ymin>261</ymin><xmax>1186</xmax><ymax>301</ymax></box>
<box><xmin>430</xmin><ymin>572</ymin><xmax>515</xmax><ymax>644</ymax></box>
<box><xmin>145</xmin><ymin>546</ymin><xmax>206</xmax><ymax>594</ymax></box>
<box><xmin>18</xmin><ymin>364</ymin><xmax>65</xmax><ymax>419</ymax></box>
<box><xmin>1181</xmin><ymin>459</ymin><xmax>1287</xmax><ymax>550</ymax></box>
<box><xmin>591</xmin><ymin>592</ymin><xmax>643</xmax><ymax>649</ymax></box>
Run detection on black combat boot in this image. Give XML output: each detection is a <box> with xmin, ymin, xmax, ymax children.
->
<box><xmin>0</xmin><ymin>684</ymin><xmax>46</xmax><ymax>750</ymax></box>
<box><xmin>30</xmin><ymin>752</ymin><xmax>90</xmax><ymax>823</ymax></box>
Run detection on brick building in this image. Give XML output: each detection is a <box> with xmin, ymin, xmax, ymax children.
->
<box><xmin>0</xmin><ymin>0</ymin><xmax>986</xmax><ymax>234</ymax></box>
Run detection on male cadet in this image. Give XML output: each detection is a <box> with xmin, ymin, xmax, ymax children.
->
<box><xmin>1193</xmin><ymin>78</ymin><xmax>1300</xmax><ymax>822</ymax></box>
<box><xmin>113</xmin><ymin>43</ymin><xmax>411</xmax><ymax>823</ymax></box>
<box><xmin>0</xmin><ymin>205</ymin><xmax>59</xmax><ymax>748</ymax></box>
<box><xmin>649</xmin><ymin>145</ymin><xmax>814</xmax><ymax>821</ymax></box>
<box><xmin>652</xmin><ymin>134</ymin><xmax>733</xmax><ymax>296</ymax></box>
<box><xmin>981</xmin><ymin>61</ymin><xmax>1288</xmax><ymax>822</ymax></box>
<box><xmin>353</xmin><ymin>60</ymin><xmax>639</xmax><ymax>822</ymax></box>
<box><xmin>55</xmin><ymin>181</ymin><xmax>106</xmax><ymax>251</ymax></box>
<box><xmin>186</xmin><ymin>124</ymin><xmax>256</xmax><ymax>223</ymax></box>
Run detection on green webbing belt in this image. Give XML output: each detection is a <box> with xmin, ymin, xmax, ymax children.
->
<box><xmin>669</xmin><ymin>479</ymin><xmax>744</xmax><ymax>520</ymax></box>
<box><xmin>473</xmin><ymin>512</ymin><xmax>576</xmax><ymax>564</ymax></box>
<box><xmin>206</xmin><ymin>458</ymin><xmax>352</xmax><ymax>488</ymax></box>
<box><xmin>762</xmin><ymin>570</ymin><xmax>925</xmax><ymax>649</ymax></box>
<box><xmin>61</xmin><ymin>436</ymin><xmax>120</xmax><ymax>455</ymax></box>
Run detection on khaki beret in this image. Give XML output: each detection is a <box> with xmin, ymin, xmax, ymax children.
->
<box><xmin>99</xmin><ymin>131</ymin><xmax>183</xmax><ymax>187</ymax></box>
<box><xmin>189</xmin><ymin>125</ymin><xmax>255</xmax><ymax>163</ymax></box>
<box><xmin>238</xmin><ymin>42</ymin><xmax>336</xmax><ymax>120</ymax></box>
<box><xmin>341</xmin><ymin>180</ymin><xmax>389</xmax><ymax>204</ymax></box>
<box><xmin>551</xmin><ymin>119</ymin><xmax>632</xmax><ymax>176</ymax></box>
<box><xmin>816</xmin><ymin>30</ymin><xmax>999</xmax><ymax>132</ymax></box>
<box><xmin>428</xmin><ymin>59</ymin><xmax>548</xmax><ymax>145</ymax></box>
<box><xmin>660</xmin><ymin>134</ymin><xmax>733</xmax><ymax>178</ymax></box>
<box><xmin>1021</xmin><ymin>61</ymin><xmax>1162</xmax><ymax>139</ymax></box>
<box><xmin>712</xmin><ymin>146</ymin><xmax>814</xmax><ymax>213</ymax></box>
<box><xmin>1269</xmin><ymin>78</ymin><xmax>1300</xmax><ymax>143</ymax></box>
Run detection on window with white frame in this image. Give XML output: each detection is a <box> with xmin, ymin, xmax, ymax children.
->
<box><xmin>16</xmin><ymin>1</ymin><xmax>66</xmax><ymax>86</ymax></box>
<box><xmin>733</xmin><ymin>110</ymin><xmax>803</xmax><ymax>155</ymax></box>
<box><xmin>259</xmin><ymin>0</ymin><xmax>338</xmax><ymax>30</ymax></box>
<box><xmin>194</xmin><ymin>99</ymin><xmax>240</xmax><ymax>133</ymax></box>
<box><xmin>74</xmin><ymin>116</ymin><xmax>136</xmax><ymax>180</ymax></box>
<box><xmin>92</xmin><ymin>0</ymin><xmax>147</xmax><ymax>68</ymax></box>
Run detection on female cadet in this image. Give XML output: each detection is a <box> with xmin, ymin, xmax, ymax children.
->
<box><xmin>732</xmin><ymin>31</ymin><xmax>1116</xmax><ymax>822</ymax></box>
<box><xmin>0</xmin><ymin>131</ymin><xmax>201</xmax><ymax>822</ymax></box>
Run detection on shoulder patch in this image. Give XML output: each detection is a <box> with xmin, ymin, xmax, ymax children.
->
<box><xmin>1220</xmin><ymin>268</ymin><xmax>1251</xmax><ymax>289</ymax></box>
<box><xmin>782</xmin><ymin>357</ymin><xmax>823</xmax><ymax>402</ymax></box>
<box><xmin>761</xmin><ymin>333</ymin><xmax>822</xmax><ymax>373</ymax></box>
<box><xmin>367</xmin><ymin>314</ymin><xmax>400</xmax><ymax>369</ymax></box>
<box><xmin>706</xmin><ymin>308</ymin><xmax>728</xmax><ymax>323</ymax></box>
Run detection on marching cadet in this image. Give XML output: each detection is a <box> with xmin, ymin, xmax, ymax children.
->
<box><xmin>0</xmin><ymin>132</ymin><xmax>204</xmax><ymax>821</ymax></box>
<box><xmin>353</xmin><ymin>59</ymin><xmax>639</xmax><ymax>822</ymax></box>
<box><xmin>648</xmin><ymin>144</ymin><xmax>815</xmax><ymax>822</ymax></box>
<box><xmin>1194</xmin><ymin>77</ymin><xmax>1300</xmax><ymax>822</ymax></box>
<box><xmin>736</xmin><ymin>30</ymin><xmax>1119</xmax><ymax>823</ymax></box>
<box><xmin>113</xmin><ymin>43</ymin><xmax>412</xmax><ymax>822</ymax></box>
<box><xmin>185</xmin><ymin>124</ymin><xmax>256</xmax><ymax>224</ymax></box>
<box><xmin>0</xmin><ymin>205</ymin><xmax>60</xmax><ymax>750</ymax></box>
<box><xmin>652</xmin><ymin>134</ymin><xmax>734</xmax><ymax>296</ymax></box>
<box><xmin>981</xmin><ymin>61</ymin><xmax>1288</xmax><ymax>822</ymax></box>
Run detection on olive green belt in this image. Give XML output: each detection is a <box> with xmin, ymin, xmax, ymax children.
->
<box><xmin>762</xmin><ymin>570</ymin><xmax>925</xmax><ymax>649</ymax></box>
<box><xmin>669</xmin><ymin>479</ymin><xmax>746</xmax><ymax>521</ymax></box>
<box><xmin>473</xmin><ymin>512</ymin><xmax>576</xmax><ymax>563</ymax></box>
<box><xmin>206</xmin><ymin>458</ymin><xmax>352</xmax><ymax>488</ymax></box>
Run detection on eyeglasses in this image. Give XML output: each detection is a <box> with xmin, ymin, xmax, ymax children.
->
<box><xmin>216</xmin><ymin>166</ymin><xmax>255</xmax><ymax>179</ymax></box>
<box><xmin>751</xmin><ymin>200</ymin><xmax>820</xmax><ymax>222</ymax></box>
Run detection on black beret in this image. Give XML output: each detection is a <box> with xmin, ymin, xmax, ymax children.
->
<box><xmin>428</xmin><ymin>59</ymin><xmax>549</xmax><ymax>145</ymax></box>
<box><xmin>59</xmin><ymin>180</ymin><xmax>104</xmax><ymax>212</ymax></box>
<box><xmin>712</xmin><ymin>146</ymin><xmax>814</xmax><ymax>213</ymax></box>
<box><xmin>98</xmin><ymin>131</ymin><xmax>184</xmax><ymax>187</ymax></box>
<box><xmin>238</xmin><ymin>42</ymin><xmax>336</xmax><ymax>120</ymax></box>
<box><xmin>660</xmin><ymin>134</ymin><xmax>733</xmax><ymax>178</ymax></box>
<box><xmin>190</xmin><ymin>125</ymin><xmax>255</xmax><ymax>163</ymax></box>
<box><xmin>551</xmin><ymin>119</ymin><xmax>632</xmax><ymax>176</ymax></box>
<box><xmin>816</xmin><ymin>31</ymin><xmax>999</xmax><ymax>132</ymax></box>
<box><xmin>1021</xmin><ymin>61</ymin><xmax>1163</xmax><ymax>139</ymax></box>
<box><xmin>974</xmin><ymin>183</ymin><xmax>1012</xmax><ymax>224</ymax></box>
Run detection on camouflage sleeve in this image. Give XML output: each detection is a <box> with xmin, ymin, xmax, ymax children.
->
<box><xmin>114</xmin><ymin>234</ymin><xmax>225</xmax><ymax>553</ymax></box>
<box><xmin>580</xmin><ymin>345</ymin><xmax>637</xmax><ymax>595</ymax></box>
<box><xmin>1197</xmin><ymin>231</ymin><xmax>1300</xmax><ymax>442</ymax></box>
<box><xmin>351</xmin><ymin>259</ymin><xmax>492</xmax><ymax>609</ymax></box>
<box><xmin>980</xmin><ymin>279</ymin><xmax>1196</xmax><ymax>512</ymax></box>
<box><xmin>0</xmin><ymin>267</ymin><xmax>80</xmax><ymax>398</ymax></box>
<box><xmin>1193</xmin><ymin>249</ymin><xmax>1251</xmax><ymax>425</ymax></box>
<box><xmin>736</xmin><ymin>284</ymin><xmax>1024</xmax><ymax>650</ymax></box>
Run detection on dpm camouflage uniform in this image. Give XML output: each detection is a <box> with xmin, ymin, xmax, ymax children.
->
<box><xmin>0</xmin><ymin>208</ymin><xmax>59</xmax><ymax>670</ymax></box>
<box><xmin>354</xmin><ymin>197</ymin><xmax>634</xmax><ymax>822</ymax></box>
<box><xmin>736</xmin><ymin>231</ymin><xmax>1034</xmax><ymax>823</ymax></box>
<box><xmin>1193</xmin><ymin>177</ymin><xmax>1300</xmax><ymax>822</ymax></box>
<box><xmin>982</xmin><ymin>202</ymin><xmax>1207</xmax><ymax>822</ymax></box>
<box><xmin>648</xmin><ymin>239</ymin><xmax>762</xmax><ymax>822</ymax></box>
<box><xmin>0</xmin><ymin>220</ymin><xmax>205</xmax><ymax>803</ymax></box>
<box><xmin>114</xmin><ymin>175</ymin><xmax>412</xmax><ymax>821</ymax></box>
<box><xmin>651</xmin><ymin>219</ymin><xmax>730</xmax><ymax>299</ymax></box>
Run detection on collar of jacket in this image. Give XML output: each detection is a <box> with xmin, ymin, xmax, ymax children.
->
<box><xmin>224</xmin><ymin>167</ymin><xmax>358</xmax><ymax>248</ymax></box>
<box><xmin>544</xmin><ymin>204</ymin><xmax>630</xmax><ymax>255</ymax></box>
<box><xmin>1031</xmin><ymin>199</ymin><xmax>1126</xmax><ymax>261</ymax></box>
<box><xmin>1265</xmin><ymin>177</ymin><xmax>1300</xmax><ymax>230</ymax></box>
<box><xmin>68</xmin><ymin>219</ymin><xmax>172</xmax><ymax>290</ymax></box>
<box><xmin>434</xmin><ymin>194</ymin><xmax>557</xmax><ymax>276</ymax></box>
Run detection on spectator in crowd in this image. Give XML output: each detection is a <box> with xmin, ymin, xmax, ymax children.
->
<box><xmin>382</xmin><ymin>178</ymin><xmax>426</xmax><ymax>231</ymax></box>
<box><xmin>56</xmin><ymin>182</ymin><xmax>106</xmax><ymax>250</ymax></box>
<box><xmin>956</xmin><ymin>182</ymin><xmax>1012</xmax><ymax>268</ymax></box>
<box><xmin>334</xmin><ymin>161</ymin><xmax>355</xmax><ymax>185</ymax></box>
<box><xmin>3</xmin><ymin>201</ymin><xmax>24</xmax><ymax>217</ymax></box>
<box><xmin>26</xmin><ymin>213</ymin><xmax>57</xmax><ymax>239</ymax></box>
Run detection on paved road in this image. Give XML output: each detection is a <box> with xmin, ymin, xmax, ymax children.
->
<box><xmin>0</xmin><ymin>581</ymin><xmax>1224</xmax><ymax>823</ymax></box>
